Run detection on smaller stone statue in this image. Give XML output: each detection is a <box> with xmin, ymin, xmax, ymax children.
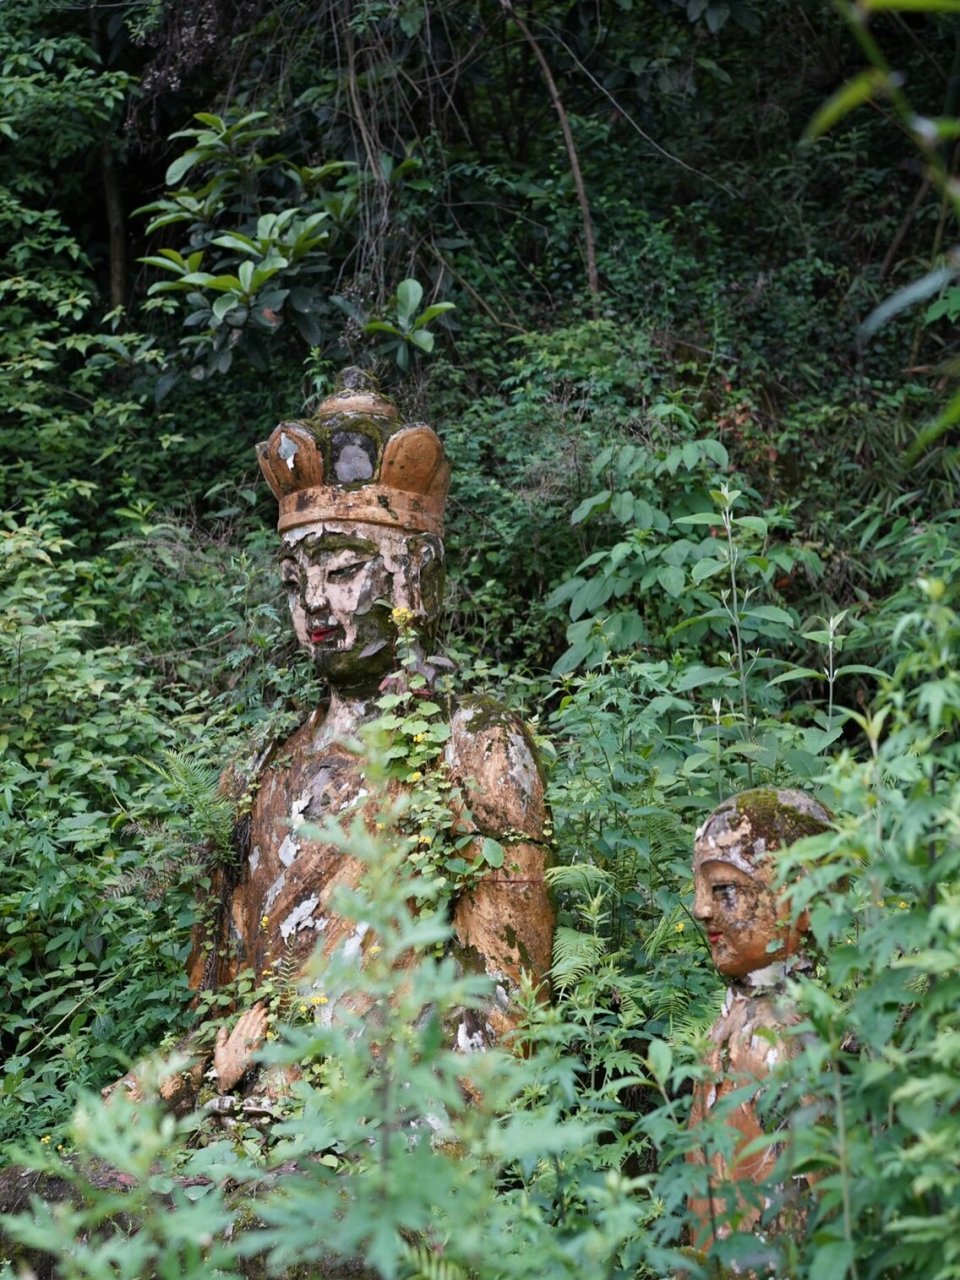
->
<box><xmin>686</xmin><ymin>787</ymin><xmax>831</xmax><ymax>1252</ymax></box>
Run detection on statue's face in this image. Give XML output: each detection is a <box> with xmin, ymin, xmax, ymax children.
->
<box><xmin>692</xmin><ymin>855</ymin><xmax>803</xmax><ymax>979</ymax></box>
<box><xmin>279</xmin><ymin>521</ymin><xmax>442</xmax><ymax>691</ymax></box>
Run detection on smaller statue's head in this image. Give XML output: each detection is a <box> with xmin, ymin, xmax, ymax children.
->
<box><xmin>692</xmin><ymin>788</ymin><xmax>831</xmax><ymax>979</ymax></box>
<box><xmin>256</xmin><ymin>369</ymin><xmax>449</xmax><ymax>692</ymax></box>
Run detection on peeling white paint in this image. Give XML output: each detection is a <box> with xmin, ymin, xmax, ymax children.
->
<box><xmin>264</xmin><ymin>872</ymin><xmax>287</xmax><ymax>912</ymax></box>
<box><xmin>249</xmin><ymin>844</ymin><xmax>261</xmax><ymax>872</ymax></box>
<box><xmin>280</xmin><ymin>895</ymin><xmax>320</xmax><ymax>940</ymax></box>
<box><xmin>342</xmin><ymin>922</ymin><xmax>369</xmax><ymax>962</ymax></box>
<box><xmin>278</xmin><ymin>834</ymin><xmax>300</xmax><ymax>867</ymax></box>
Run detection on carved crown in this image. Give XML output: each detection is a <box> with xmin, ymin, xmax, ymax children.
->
<box><xmin>256</xmin><ymin>368</ymin><xmax>451</xmax><ymax>537</ymax></box>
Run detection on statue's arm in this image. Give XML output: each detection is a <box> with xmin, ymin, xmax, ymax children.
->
<box><xmin>443</xmin><ymin>701</ymin><xmax>555</xmax><ymax>1033</ymax></box>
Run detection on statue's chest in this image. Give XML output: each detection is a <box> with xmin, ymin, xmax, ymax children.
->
<box><xmin>235</xmin><ymin>734</ymin><xmax>380</xmax><ymax>973</ymax></box>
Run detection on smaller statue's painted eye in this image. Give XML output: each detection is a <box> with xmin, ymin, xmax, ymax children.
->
<box><xmin>713</xmin><ymin>884</ymin><xmax>738</xmax><ymax>908</ymax></box>
<box><xmin>280</xmin><ymin>561</ymin><xmax>299</xmax><ymax>589</ymax></box>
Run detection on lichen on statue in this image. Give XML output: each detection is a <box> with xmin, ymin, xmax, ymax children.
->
<box><xmin>686</xmin><ymin>787</ymin><xmax>831</xmax><ymax>1256</ymax></box>
<box><xmin>107</xmin><ymin>369</ymin><xmax>554</xmax><ymax>1112</ymax></box>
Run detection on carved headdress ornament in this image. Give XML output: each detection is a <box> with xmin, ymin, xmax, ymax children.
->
<box><xmin>256</xmin><ymin>367</ymin><xmax>450</xmax><ymax>537</ymax></box>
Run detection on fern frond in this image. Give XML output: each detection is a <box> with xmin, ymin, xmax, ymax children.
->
<box><xmin>545</xmin><ymin>861</ymin><xmax>614</xmax><ymax>896</ymax></box>
<box><xmin>142</xmin><ymin>749</ymin><xmax>234</xmax><ymax>854</ymax></box>
<box><xmin>551</xmin><ymin>925</ymin><xmax>606</xmax><ymax>993</ymax></box>
<box><xmin>400</xmin><ymin>1242</ymin><xmax>467</xmax><ymax>1280</ymax></box>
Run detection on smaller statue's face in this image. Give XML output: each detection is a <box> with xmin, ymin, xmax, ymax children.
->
<box><xmin>692</xmin><ymin>857</ymin><xmax>802</xmax><ymax>979</ymax></box>
<box><xmin>279</xmin><ymin>522</ymin><xmax>442</xmax><ymax>690</ymax></box>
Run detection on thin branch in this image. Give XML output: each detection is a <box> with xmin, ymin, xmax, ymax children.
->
<box><xmin>501</xmin><ymin>0</ymin><xmax>601</xmax><ymax>311</ymax></box>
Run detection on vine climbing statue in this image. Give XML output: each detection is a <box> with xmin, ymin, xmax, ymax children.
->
<box><xmin>107</xmin><ymin>368</ymin><xmax>555</xmax><ymax>1110</ymax></box>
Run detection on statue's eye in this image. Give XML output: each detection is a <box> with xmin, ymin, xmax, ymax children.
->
<box><xmin>280</xmin><ymin>561</ymin><xmax>299</xmax><ymax>589</ymax></box>
<box><xmin>328</xmin><ymin>560</ymin><xmax>369</xmax><ymax>581</ymax></box>
<box><xmin>712</xmin><ymin>884</ymin><xmax>738</xmax><ymax>908</ymax></box>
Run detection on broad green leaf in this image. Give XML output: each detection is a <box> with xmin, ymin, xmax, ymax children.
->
<box><xmin>165</xmin><ymin>150</ymin><xmax>201</xmax><ymax>186</ymax></box>
<box><xmin>571</xmin><ymin>490</ymin><xmax>611</xmax><ymax>526</ymax></box>
<box><xmin>413</xmin><ymin>302</ymin><xmax>456</xmax><ymax>327</ymax></box>
<box><xmin>692</xmin><ymin>557</ymin><xmax>726</xmax><ymax>583</ymax></box>
<box><xmin>657</xmin><ymin>564</ymin><xmax>685</xmax><ymax>597</ymax></box>
<box><xmin>481</xmin><ymin>838</ymin><xmax>504</xmax><ymax>869</ymax></box>
<box><xmin>396</xmin><ymin>278</ymin><xmax>423</xmax><ymax>325</ymax></box>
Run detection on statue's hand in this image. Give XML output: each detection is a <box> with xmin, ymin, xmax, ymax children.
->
<box><xmin>213</xmin><ymin>1003</ymin><xmax>269</xmax><ymax>1092</ymax></box>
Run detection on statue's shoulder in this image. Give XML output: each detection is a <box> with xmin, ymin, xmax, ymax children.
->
<box><xmin>219</xmin><ymin>706</ymin><xmax>327</xmax><ymax>799</ymax></box>
<box><xmin>443</xmin><ymin>694</ymin><xmax>546</xmax><ymax>838</ymax></box>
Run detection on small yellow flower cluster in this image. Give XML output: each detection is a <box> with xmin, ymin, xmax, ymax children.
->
<box><xmin>409</xmin><ymin>770</ymin><xmax>423</xmax><ymax>783</ymax></box>
<box><xmin>260</xmin><ymin>915</ymin><xmax>269</xmax><ymax>931</ymax></box>
<box><xmin>391</xmin><ymin>606</ymin><xmax>415</xmax><ymax>626</ymax></box>
<box><xmin>310</xmin><ymin>993</ymin><xmax>329</xmax><ymax>1006</ymax></box>
<box><xmin>413</xmin><ymin>732</ymin><xmax>426</xmax><ymax>743</ymax></box>
<box><xmin>674</xmin><ymin>921</ymin><xmax>685</xmax><ymax>933</ymax></box>
<box><xmin>369</xmin><ymin>944</ymin><xmax>382</xmax><ymax>956</ymax></box>
<box><xmin>40</xmin><ymin>1134</ymin><xmax>52</xmax><ymax>1145</ymax></box>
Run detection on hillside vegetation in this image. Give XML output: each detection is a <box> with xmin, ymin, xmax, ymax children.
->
<box><xmin>2</xmin><ymin>2</ymin><xmax>959</xmax><ymax>1276</ymax></box>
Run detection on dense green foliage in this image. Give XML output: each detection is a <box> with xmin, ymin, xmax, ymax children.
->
<box><xmin>2</xmin><ymin>0</ymin><xmax>960</xmax><ymax>1275</ymax></box>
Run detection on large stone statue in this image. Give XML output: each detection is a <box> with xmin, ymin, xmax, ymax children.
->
<box><xmin>686</xmin><ymin>787</ymin><xmax>831</xmax><ymax>1252</ymax></box>
<box><xmin>110</xmin><ymin>369</ymin><xmax>554</xmax><ymax>1109</ymax></box>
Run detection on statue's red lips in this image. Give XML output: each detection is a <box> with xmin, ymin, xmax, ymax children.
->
<box><xmin>310</xmin><ymin>626</ymin><xmax>340</xmax><ymax>644</ymax></box>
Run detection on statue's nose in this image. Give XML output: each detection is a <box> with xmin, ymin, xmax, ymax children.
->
<box><xmin>302</xmin><ymin>568</ymin><xmax>331</xmax><ymax>615</ymax></box>
<box><xmin>692</xmin><ymin>884</ymin><xmax>712</xmax><ymax>920</ymax></box>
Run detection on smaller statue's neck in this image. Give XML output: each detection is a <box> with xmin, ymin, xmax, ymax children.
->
<box><xmin>731</xmin><ymin>951</ymin><xmax>813</xmax><ymax>996</ymax></box>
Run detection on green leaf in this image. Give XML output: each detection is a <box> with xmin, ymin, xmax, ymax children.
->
<box><xmin>733</xmin><ymin>515</ymin><xmax>768</xmax><ymax>536</ymax></box>
<box><xmin>648</xmin><ymin>1038</ymin><xmax>672</xmax><ymax>1084</ymax></box>
<box><xmin>905</xmin><ymin>388</ymin><xmax>960</xmax><ymax>463</ymax></box>
<box><xmin>165</xmin><ymin>150</ymin><xmax>201</xmax><ymax>186</ymax></box>
<box><xmin>571</xmin><ymin>491</ymin><xmax>611</xmax><ymax>526</ymax></box>
<box><xmin>481</xmin><ymin>838</ymin><xmax>504</xmax><ymax>869</ymax></box>
<box><xmin>239</xmin><ymin>261</ymin><xmax>254</xmax><ymax>293</ymax></box>
<box><xmin>767</xmin><ymin>667</ymin><xmax>825</xmax><ymax>686</ymax></box>
<box><xmin>865</xmin><ymin>0</ymin><xmax>960</xmax><ymax>8</ymax></box>
<box><xmin>657</xmin><ymin>564</ymin><xmax>685</xmax><ymax>597</ymax></box>
<box><xmin>804</xmin><ymin>69</ymin><xmax>889</xmax><ymax>141</ymax></box>
<box><xmin>691</xmin><ymin>557</ymin><xmax>726</xmax><ymax>583</ymax></box>
<box><xmin>396</xmin><ymin>278</ymin><xmax>423</xmax><ymax>326</ymax></box>
<box><xmin>413</xmin><ymin>302</ymin><xmax>456</xmax><ymax>327</ymax></box>
<box><xmin>410</xmin><ymin>330</ymin><xmax>435</xmax><ymax>353</ymax></box>
<box><xmin>744</xmin><ymin>604</ymin><xmax>794</xmax><ymax>626</ymax></box>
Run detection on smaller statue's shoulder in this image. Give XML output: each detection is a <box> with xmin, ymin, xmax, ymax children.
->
<box><xmin>444</xmin><ymin>694</ymin><xmax>546</xmax><ymax>838</ymax></box>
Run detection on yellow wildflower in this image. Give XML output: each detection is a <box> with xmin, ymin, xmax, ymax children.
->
<box><xmin>40</xmin><ymin>1135</ymin><xmax>52</xmax><ymax>1145</ymax></box>
<box><xmin>369</xmin><ymin>944</ymin><xmax>381</xmax><ymax>956</ymax></box>
<box><xmin>391</xmin><ymin>606</ymin><xmax>414</xmax><ymax>626</ymax></box>
<box><xmin>674</xmin><ymin>921</ymin><xmax>685</xmax><ymax>933</ymax></box>
<box><xmin>898</xmin><ymin>901</ymin><xmax>908</xmax><ymax>910</ymax></box>
<box><xmin>409</xmin><ymin>770</ymin><xmax>422</xmax><ymax>783</ymax></box>
<box><xmin>260</xmin><ymin>915</ymin><xmax>269</xmax><ymax>930</ymax></box>
<box><xmin>310</xmin><ymin>994</ymin><xmax>328</xmax><ymax>1006</ymax></box>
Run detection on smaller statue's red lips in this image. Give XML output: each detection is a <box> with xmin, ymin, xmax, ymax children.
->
<box><xmin>310</xmin><ymin>626</ymin><xmax>339</xmax><ymax>644</ymax></box>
